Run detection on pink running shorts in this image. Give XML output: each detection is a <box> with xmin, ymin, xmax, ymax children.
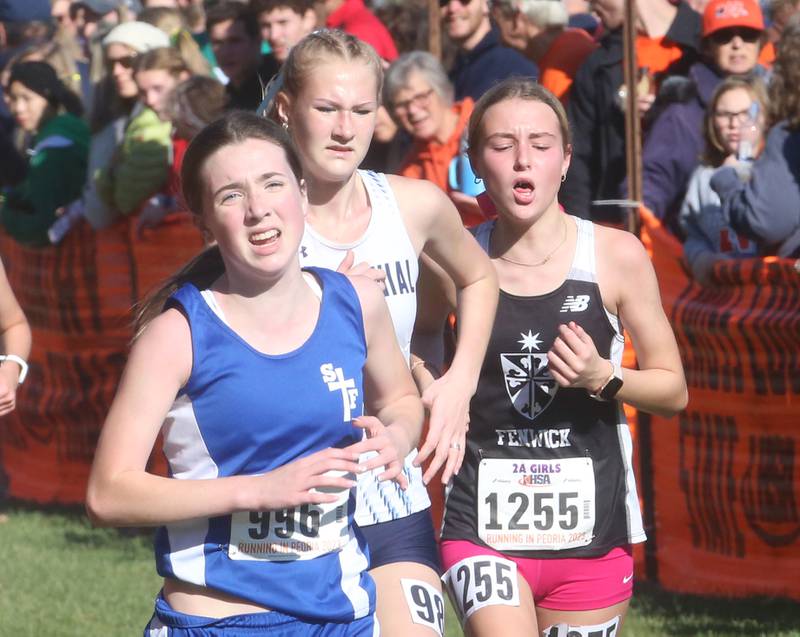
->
<box><xmin>440</xmin><ymin>540</ymin><xmax>633</xmax><ymax>611</ymax></box>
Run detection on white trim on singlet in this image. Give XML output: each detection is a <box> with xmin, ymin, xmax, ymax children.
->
<box><xmin>161</xmin><ymin>394</ymin><xmax>219</xmax><ymax>586</ymax></box>
<box><xmin>199</xmin><ymin>273</ymin><xmax>323</xmax><ymax>325</ymax></box>
<box><xmin>617</xmin><ymin>406</ymin><xmax>647</xmax><ymax>543</ymax></box>
<box><xmin>338</xmin><ymin>532</ymin><xmax>371</xmax><ymax>616</ymax></box>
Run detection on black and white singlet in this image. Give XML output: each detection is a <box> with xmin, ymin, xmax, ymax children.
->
<box><xmin>441</xmin><ymin>216</ymin><xmax>646</xmax><ymax>558</ymax></box>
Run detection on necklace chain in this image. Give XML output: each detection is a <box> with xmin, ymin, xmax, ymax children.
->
<box><xmin>496</xmin><ymin>217</ymin><xmax>568</xmax><ymax>268</ymax></box>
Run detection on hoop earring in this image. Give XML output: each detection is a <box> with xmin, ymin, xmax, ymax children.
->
<box><xmin>474</xmin><ymin>176</ymin><xmax>482</xmax><ymax>184</ymax></box>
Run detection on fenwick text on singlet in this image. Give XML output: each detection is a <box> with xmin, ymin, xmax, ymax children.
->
<box><xmin>495</xmin><ymin>428</ymin><xmax>573</xmax><ymax>448</ymax></box>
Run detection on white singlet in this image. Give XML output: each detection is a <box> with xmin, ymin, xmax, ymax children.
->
<box><xmin>299</xmin><ymin>169</ymin><xmax>431</xmax><ymax>527</ymax></box>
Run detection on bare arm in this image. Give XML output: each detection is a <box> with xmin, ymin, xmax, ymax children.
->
<box><xmin>86</xmin><ymin>308</ymin><xmax>363</xmax><ymax>527</ymax></box>
<box><xmin>610</xmin><ymin>232</ymin><xmax>687</xmax><ymax>416</ymax></box>
<box><xmin>390</xmin><ymin>176</ymin><xmax>498</xmax><ymax>484</ymax></box>
<box><xmin>0</xmin><ymin>258</ymin><xmax>31</xmax><ymax>416</ymax></box>
<box><xmin>354</xmin><ymin>275</ymin><xmax>424</xmax><ymax>486</ymax></box>
<box><xmin>547</xmin><ymin>229</ymin><xmax>687</xmax><ymax>417</ymax></box>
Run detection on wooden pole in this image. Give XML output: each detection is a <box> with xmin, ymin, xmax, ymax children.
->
<box><xmin>429</xmin><ymin>0</ymin><xmax>442</xmax><ymax>60</ymax></box>
<box><xmin>622</xmin><ymin>0</ymin><xmax>642</xmax><ymax>234</ymax></box>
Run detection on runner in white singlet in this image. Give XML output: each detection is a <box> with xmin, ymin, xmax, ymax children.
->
<box><xmin>264</xmin><ymin>29</ymin><xmax>498</xmax><ymax>637</ymax></box>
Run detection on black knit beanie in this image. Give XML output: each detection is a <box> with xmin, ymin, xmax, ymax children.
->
<box><xmin>8</xmin><ymin>61</ymin><xmax>84</xmax><ymax>117</ymax></box>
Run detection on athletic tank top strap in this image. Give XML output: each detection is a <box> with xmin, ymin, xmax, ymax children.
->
<box><xmin>472</xmin><ymin>216</ymin><xmax>595</xmax><ymax>281</ymax></box>
<box><xmin>359</xmin><ymin>169</ymin><xmax>403</xmax><ymax>221</ymax></box>
<box><xmin>567</xmin><ymin>216</ymin><xmax>597</xmax><ymax>283</ymax></box>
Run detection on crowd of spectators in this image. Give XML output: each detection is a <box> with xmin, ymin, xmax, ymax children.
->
<box><xmin>1</xmin><ymin>0</ymin><xmax>799</xmax><ymax>268</ymax></box>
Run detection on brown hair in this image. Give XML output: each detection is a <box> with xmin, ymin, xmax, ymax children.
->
<box><xmin>206</xmin><ymin>2</ymin><xmax>260</xmax><ymax>40</ymax></box>
<box><xmin>138</xmin><ymin>7</ymin><xmax>212</xmax><ymax>77</ymax></box>
<box><xmin>134</xmin><ymin>46</ymin><xmax>191</xmax><ymax>79</ymax></box>
<box><xmin>769</xmin><ymin>15</ymin><xmax>800</xmax><ymax>130</ymax></box>
<box><xmin>702</xmin><ymin>75</ymin><xmax>769</xmax><ymax>167</ymax></box>
<box><xmin>168</xmin><ymin>76</ymin><xmax>229</xmax><ymax>140</ymax></box>
<box><xmin>266</xmin><ymin>28</ymin><xmax>383</xmax><ymax>120</ymax></box>
<box><xmin>135</xmin><ymin>111</ymin><xmax>304</xmax><ymax>334</ymax></box>
<box><xmin>249</xmin><ymin>0</ymin><xmax>316</xmax><ymax>17</ymax></box>
<box><xmin>467</xmin><ymin>77</ymin><xmax>572</xmax><ymax>155</ymax></box>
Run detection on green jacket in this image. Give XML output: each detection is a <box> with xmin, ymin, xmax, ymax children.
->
<box><xmin>1</xmin><ymin>114</ymin><xmax>89</xmax><ymax>247</ymax></box>
<box><xmin>95</xmin><ymin>106</ymin><xmax>172</xmax><ymax>216</ymax></box>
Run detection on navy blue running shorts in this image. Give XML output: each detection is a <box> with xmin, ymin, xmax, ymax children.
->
<box><xmin>358</xmin><ymin>508</ymin><xmax>441</xmax><ymax>573</ymax></box>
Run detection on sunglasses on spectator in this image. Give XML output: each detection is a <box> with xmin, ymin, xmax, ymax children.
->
<box><xmin>106</xmin><ymin>55</ymin><xmax>137</xmax><ymax>71</ymax></box>
<box><xmin>439</xmin><ymin>0</ymin><xmax>473</xmax><ymax>7</ymax></box>
<box><xmin>709</xmin><ymin>27</ymin><xmax>762</xmax><ymax>45</ymax></box>
<box><xmin>391</xmin><ymin>88</ymin><xmax>435</xmax><ymax>114</ymax></box>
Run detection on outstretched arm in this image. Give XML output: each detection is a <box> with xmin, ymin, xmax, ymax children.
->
<box><xmin>355</xmin><ymin>275</ymin><xmax>424</xmax><ymax>488</ymax></box>
<box><xmin>392</xmin><ymin>177</ymin><xmax>498</xmax><ymax>485</ymax></box>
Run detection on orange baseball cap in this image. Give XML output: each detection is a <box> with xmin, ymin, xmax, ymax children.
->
<box><xmin>703</xmin><ymin>0</ymin><xmax>765</xmax><ymax>37</ymax></box>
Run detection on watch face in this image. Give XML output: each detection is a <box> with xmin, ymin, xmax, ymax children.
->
<box><xmin>599</xmin><ymin>376</ymin><xmax>623</xmax><ymax>400</ymax></box>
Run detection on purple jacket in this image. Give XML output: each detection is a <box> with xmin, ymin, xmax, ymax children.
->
<box><xmin>641</xmin><ymin>62</ymin><xmax>724</xmax><ymax>233</ymax></box>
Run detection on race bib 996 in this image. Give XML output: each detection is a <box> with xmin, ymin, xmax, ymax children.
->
<box><xmin>228</xmin><ymin>472</ymin><xmax>352</xmax><ymax>561</ymax></box>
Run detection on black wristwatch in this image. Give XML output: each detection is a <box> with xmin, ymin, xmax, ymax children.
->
<box><xmin>589</xmin><ymin>361</ymin><xmax>623</xmax><ymax>401</ymax></box>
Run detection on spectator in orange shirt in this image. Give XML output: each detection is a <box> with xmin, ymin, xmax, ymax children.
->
<box><xmin>385</xmin><ymin>51</ymin><xmax>487</xmax><ymax>227</ymax></box>
<box><xmin>490</xmin><ymin>0</ymin><xmax>597</xmax><ymax>103</ymax></box>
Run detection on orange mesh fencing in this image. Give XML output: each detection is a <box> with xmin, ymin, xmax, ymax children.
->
<box><xmin>0</xmin><ymin>215</ymin><xmax>203</xmax><ymax>504</ymax></box>
<box><xmin>3</xmin><ymin>204</ymin><xmax>798</xmax><ymax>600</ymax></box>
<box><xmin>637</xmin><ymin>207</ymin><xmax>800</xmax><ymax>599</ymax></box>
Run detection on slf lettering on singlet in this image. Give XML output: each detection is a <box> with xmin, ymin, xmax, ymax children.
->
<box><xmin>477</xmin><ymin>458</ymin><xmax>595</xmax><ymax>551</ymax></box>
<box><xmin>228</xmin><ymin>472</ymin><xmax>353</xmax><ymax>562</ymax></box>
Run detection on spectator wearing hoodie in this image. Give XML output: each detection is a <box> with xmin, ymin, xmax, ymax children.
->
<box><xmin>711</xmin><ymin>16</ymin><xmax>800</xmax><ymax>258</ymax></box>
<box><xmin>641</xmin><ymin>0</ymin><xmax>766</xmax><ymax>234</ymax></box>
<box><xmin>78</xmin><ymin>21</ymin><xmax>170</xmax><ymax>229</ymax></box>
<box><xmin>323</xmin><ymin>0</ymin><xmax>398</xmax><ymax>63</ymax></box>
<box><xmin>679</xmin><ymin>75</ymin><xmax>765</xmax><ymax>284</ymax></box>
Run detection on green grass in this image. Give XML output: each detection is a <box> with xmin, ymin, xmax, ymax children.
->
<box><xmin>0</xmin><ymin>506</ymin><xmax>798</xmax><ymax>636</ymax></box>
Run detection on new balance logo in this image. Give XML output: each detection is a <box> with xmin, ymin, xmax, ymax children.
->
<box><xmin>559</xmin><ymin>294</ymin><xmax>590</xmax><ymax>312</ymax></box>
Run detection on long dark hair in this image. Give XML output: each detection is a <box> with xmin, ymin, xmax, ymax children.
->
<box><xmin>134</xmin><ymin>111</ymin><xmax>304</xmax><ymax>335</ymax></box>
